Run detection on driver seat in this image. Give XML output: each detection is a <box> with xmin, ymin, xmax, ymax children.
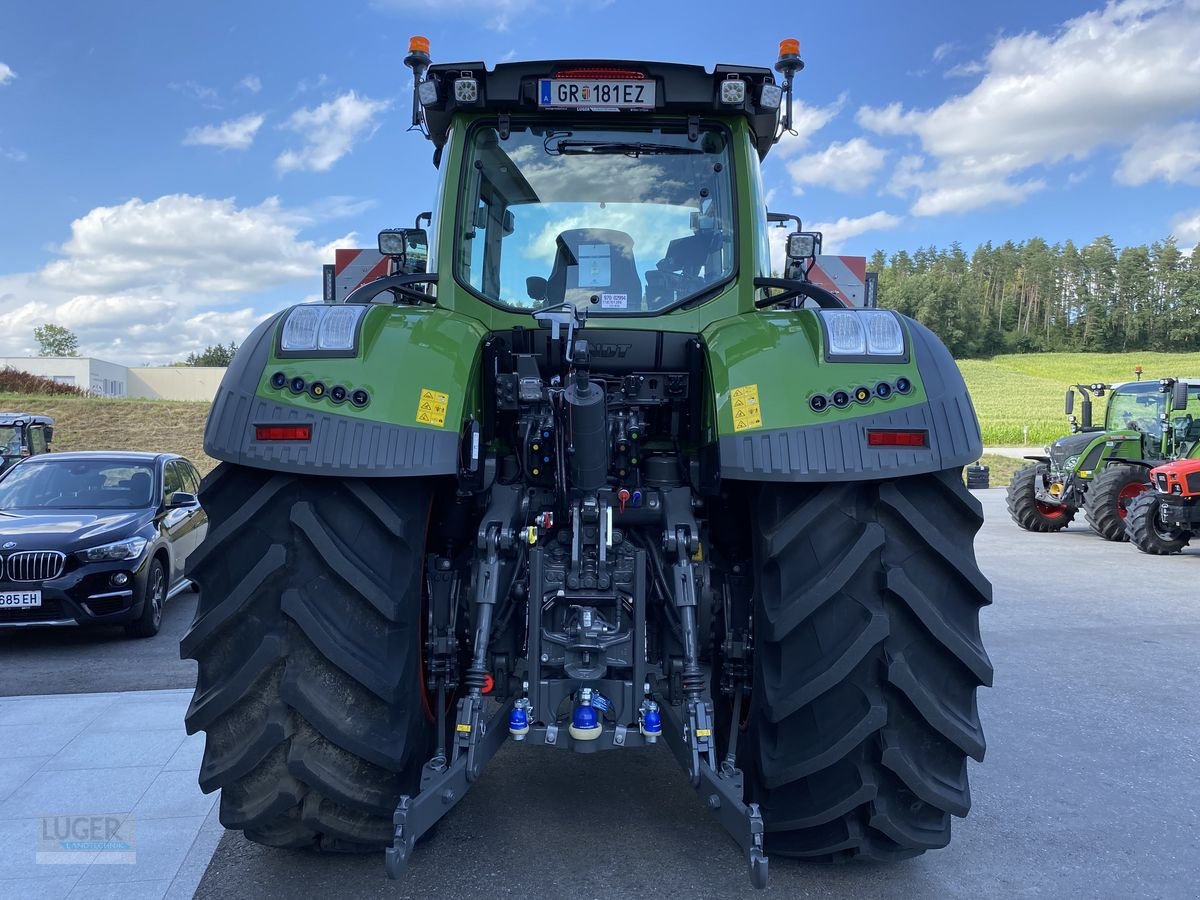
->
<box><xmin>545</xmin><ymin>229</ymin><xmax>642</xmax><ymax>311</ymax></box>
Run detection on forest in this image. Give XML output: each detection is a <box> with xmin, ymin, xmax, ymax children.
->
<box><xmin>869</xmin><ymin>236</ymin><xmax>1200</xmax><ymax>359</ymax></box>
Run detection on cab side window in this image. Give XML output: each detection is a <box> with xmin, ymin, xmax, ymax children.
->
<box><xmin>28</xmin><ymin>427</ymin><xmax>47</xmax><ymax>455</ymax></box>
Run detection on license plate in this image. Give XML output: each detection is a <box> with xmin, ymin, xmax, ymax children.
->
<box><xmin>0</xmin><ymin>589</ymin><xmax>41</xmax><ymax>608</ymax></box>
<box><xmin>538</xmin><ymin>79</ymin><xmax>655</xmax><ymax>109</ymax></box>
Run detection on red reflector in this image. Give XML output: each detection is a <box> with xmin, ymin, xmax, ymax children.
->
<box><xmin>255</xmin><ymin>424</ymin><xmax>312</xmax><ymax>441</ymax></box>
<box><xmin>866</xmin><ymin>429</ymin><xmax>927</xmax><ymax>448</ymax></box>
<box><xmin>555</xmin><ymin>67</ymin><xmax>645</xmax><ymax>80</ymax></box>
<box><xmin>482</xmin><ymin>674</ymin><xmax>494</xmax><ymax>694</ymax></box>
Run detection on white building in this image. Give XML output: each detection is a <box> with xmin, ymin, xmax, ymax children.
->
<box><xmin>0</xmin><ymin>356</ymin><xmax>129</xmax><ymax>397</ymax></box>
<box><xmin>0</xmin><ymin>357</ymin><xmax>226</xmax><ymax>402</ymax></box>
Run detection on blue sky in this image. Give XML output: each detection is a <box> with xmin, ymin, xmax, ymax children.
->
<box><xmin>1</xmin><ymin>0</ymin><xmax>1198</xmax><ymax>364</ymax></box>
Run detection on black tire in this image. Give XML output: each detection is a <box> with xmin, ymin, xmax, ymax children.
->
<box><xmin>1084</xmin><ymin>464</ymin><xmax>1149</xmax><ymax>542</ymax></box>
<box><xmin>1125</xmin><ymin>492</ymin><xmax>1191</xmax><ymax>555</ymax></box>
<box><xmin>181</xmin><ymin>463</ymin><xmax>435</xmax><ymax>851</ymax></box>
<box><xmin>126</xmin><ymin>557</ymin><xmax>167</xmax><ymax>638</ymax></box>
<box><xmin>1005</xmin><ymin>464</ymin><xmax>1075</xmax><ymax>532</ymax></box>
<box><xmin>743</xmin><ymin>469</ymin><xmax>992</xmax><ymax>861</ymax></box>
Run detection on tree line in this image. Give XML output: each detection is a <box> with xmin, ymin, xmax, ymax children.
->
<box><xmin>870</xmin><ymin>236</ymin><xmax>1200</xmax><ymax>358</ymax></box>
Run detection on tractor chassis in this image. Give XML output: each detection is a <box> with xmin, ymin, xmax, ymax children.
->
<box><xmin>386</xmin><ymin>484</ymin><xmax>769</xmax><ymax>888</ymax></box>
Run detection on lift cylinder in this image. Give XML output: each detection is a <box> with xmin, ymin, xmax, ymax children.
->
<box><xmin>566</xmin><ymin>376</ymin><xmax>607</xmax><ymax>492</ymax></box>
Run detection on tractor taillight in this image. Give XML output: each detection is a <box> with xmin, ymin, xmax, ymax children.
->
<box><xmin>866</xmin><ymin>429</ymin><xmax>928</xmax><ymax>448</ymax></box>
<box><xmin>255</xmin><ymin>424</ymin><xmax>312</xmax><ymax>442</ymax></box>
<box><xmin>554</xmin><ymin>67</ymin><xmax>645</xmax><ymax>80</ymax></box>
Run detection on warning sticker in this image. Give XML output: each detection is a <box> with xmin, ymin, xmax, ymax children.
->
<box><xmin>600</xmin><ymin>293</ymin><xmax>628</xmax><ymax>309</ymax></box>
<box><xmin>416</xmin><ymin>388</ymin><xmax>449</xmax><ymax>427</ymax></box>
<box><xmin>730</xmin><ymin>384</ymin><xmax>763</xmax><ymax>432</ymax></box>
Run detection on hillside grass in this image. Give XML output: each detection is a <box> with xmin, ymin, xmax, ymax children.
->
<box><xmin>1</xmin><ymin>392</ymin><xmax>215</xmax><ymax>475</ymax></box>
<box><xmin>959</xmin><ymin>352</ymin><xmax>1200</xmax><ymax>447</ymax></box>
<box><xmin>5</xmin><ymin>351</ymin><xmax>1199</xmax><ymax>483</ymax></box>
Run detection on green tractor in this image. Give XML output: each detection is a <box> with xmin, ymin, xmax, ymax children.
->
<box><xmin>182</xmin><ymin>39</ymin><xmax>991</xmax><ymax>888</ymax></box>
<box><xmin>0</xmin><ymin>412</ymin><xmax>55</xmax><ymax>476</ymax></box>
<box><xmin>1007</xmin><ymin>378</ymin><xmax>1198</xmax><ymax>540</ymax></box>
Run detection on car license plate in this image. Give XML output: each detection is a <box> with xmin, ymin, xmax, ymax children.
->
<box><xmin>0</xmin><ymin>589</ymin><xmax>41</xmax><ymax>608</ymax></box>
<box><xmin>538</xmin><ymin>79</ymin><xmax>655</xmax><ymax>109</ymax></box>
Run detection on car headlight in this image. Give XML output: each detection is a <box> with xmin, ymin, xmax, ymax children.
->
<box><xmin>78</xmin><ymin>536</ymin><xmax>148</xmax><ymax>562</ymax></box>
<box><xmin>279</xmin><ymin>304</ymin><xmax>367</xmax><ymax>354</ymax></box>
<box><xmin>819</xmin><ymin>309</ymin><xmax>907</xmax><ymax>360</ymax></box>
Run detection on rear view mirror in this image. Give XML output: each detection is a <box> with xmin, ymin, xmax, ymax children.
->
<box><xmin>169</xmin><ymin>491</ymin><xmax>197</xmax><ymax>508</ymax></box>
<box><xmin>1064</xmin><ymin>389</ymin><xmax>1075</xmax><ymax>415</ymax></box>
<box><xmin>1173</xmin><ymin>380</ymin><xmax>1190</xmax><ymax>411</ymax></box>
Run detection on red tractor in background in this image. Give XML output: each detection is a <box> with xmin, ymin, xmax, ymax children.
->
<box><xmin>1125</xmin><ymin>458</ymin><xmax>1200</xmax><ymax>554</ymax></box>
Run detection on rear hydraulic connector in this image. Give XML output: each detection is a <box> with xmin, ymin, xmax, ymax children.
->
<box><xmin>639</xmin><ymin>699</ymin><xmax>662</xmax><ymax>744</ymax></box>
<box><xmin>509</xmin><ymin>697</ymin><xmax>533</xmax><ymax>741</ymax></box>
<box><xmin>569</xmin><ymin>687</ymin><xmax>604</xmax><ymax>741</ymax></box>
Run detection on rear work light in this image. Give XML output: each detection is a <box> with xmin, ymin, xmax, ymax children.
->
<box><xmin>866</xmin><ymin>429</ymin><xmax>928</xmax><ymax>448</ymax></box>
<box><xmin>255</xmin><ymin>424</ymin><xmax>312</xmax><ymax>442</ymax></box>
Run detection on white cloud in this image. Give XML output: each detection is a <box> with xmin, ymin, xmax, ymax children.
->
<box><xmin>371</xmin><ymin>0</ymin><xmax>536</xmax><ymax>31</ymax></box>
<box><xmin>276</xmin><ymin>92</ymin><xmax>391</xmax><ymax>173</ymax></box>
<box><xmin>810</xmin><ymin>211</ymin><xmax>904</xmax><ymax>250</ymax></box>
<box><xmin>0</xmin><ymin>62</ymin><xmax>15</xmax><ymax>86</ymax></box>
<box><xmin>169</xmin><ymin>80</ymin><xmax>221</xmax><ymax>107</ymax></box>
<box><xmin>0</xmin><ymin>194</ymin><xmax>358</xmax><ymax>363</ymax></box>
<box><xmin>774</xmin><ymin>95</ymin><xmax>846</xmax><ymax>156</ymax></box>
<box><xmin>860</xmin><ymin>0</ymin><xmax>1200</xmax><ymax>215</ymax></box>
<box><xmin>1173</xmin><ymin>209</ymin><xmax>1200</xmax><ymax>249</ymax></box>
<box><xmin>0</xmin><ymin>146</ymin><xmax>26</xmax><ymax>162</ymax></box>
<box><xmin>932</xmin><ymin>42</ymin><xmax>958</xmax><ymax>63</ymax></box>
<box><xmin>238</xmin><ymin>74</ymin><xmax>262</xmax><ymax>93</ymax></box>
<box><xmin>183</xmin><ymin>113</ymin><xmax>265</xmax><ymax>151</ymax></box>
<box><xmin>785</xmin><ymin>138</ymin><xmax>888</xmax><ymax>194</ymax></box>
<box><xmin>1116</xmin><ymin>121</ymin><xmax>1200</xmax><ymax>186</ymax></box>
<box><xmin>767</xmin><ymin>211</ymin><xmax>902</xmax><ymax>271</ymax></box>
<box><xmin>944</xmin><ymin>60</ymin><xmax>986</xmax><ymax>79</ymax></box>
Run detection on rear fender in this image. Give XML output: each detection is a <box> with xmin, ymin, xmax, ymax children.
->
<box><xmin>704</xmin><ymin>311</ymin><xmax>981</xmax><ymax>482</ymax></box>
<box><xmin>204</xmin><ymin>305</ymin><xmax>487</xmax><ymax>476</ymax></box>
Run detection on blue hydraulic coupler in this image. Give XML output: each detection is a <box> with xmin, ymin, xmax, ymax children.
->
<box><xmin>640</xmin><ymin>699</ymin><xmax>662</xmax><ymax>743</ymax></box>
<box><xmin>569</xmin><ymin>687</ymin><xmax>603</xmax><ymax>741</ymax></box>
<box><xmin>509</xmin><ymin>698</ymin><xmax>532</xmax><ymax>740</ymax></box>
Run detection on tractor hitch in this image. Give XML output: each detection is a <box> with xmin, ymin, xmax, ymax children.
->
<box><xmin>386</xmin><ymin>697</ymin><xmax>515</xmax><ymax>880</ymax></box>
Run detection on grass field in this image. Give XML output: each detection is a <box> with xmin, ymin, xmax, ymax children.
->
<box><xmin>959</xmin><ymin>352</ymin><xmax>1200</xmax><ymax>447</ymax></box>
<box><xmin>6</xmin><ymin>351</ymin><xmax>1198</xmax><ymax>487</ymax></box>
<box><xmin>1</xmin><ymin>392</ymin><xmax>215</xmax><ymax>474</ymax></box>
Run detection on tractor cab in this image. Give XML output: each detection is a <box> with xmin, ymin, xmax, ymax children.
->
<box><xmin>352</xmin><ymin>38</ymin><xmax>837</xmax><ymax>318</ymax></box>
<box><xmin>0</xmin><ymin>412</ymin><xmax>55</xmax><ymax>475</ymax></box>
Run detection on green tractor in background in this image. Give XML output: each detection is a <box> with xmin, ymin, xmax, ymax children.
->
<box><xmin>1007</xmin><ymin>378</ymin><xmax>1199</xmax><ymax>540</ymax></box>
<box><xmin>181</xmin><ymin>39</ymin><xmax>992</xmax><ymax>888</ymax></box>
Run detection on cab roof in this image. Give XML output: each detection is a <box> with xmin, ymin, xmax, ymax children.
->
<box><xmin>0</xmin><ymin>413</ymin><xmax>54</xmax><ymax>427</ymax></box>
<box><xmin>421</xmin><ymin>59</ymin><xmax>783</xmax><ymax>160</ymax></box>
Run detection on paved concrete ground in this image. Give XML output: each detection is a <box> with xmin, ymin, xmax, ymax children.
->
<box><xmin>192</xmin><ymin>489</ymin><xmax>1200</xmax><ymax>899</ymax></box>
<box><xmin>5</xmin><ymin>490</ymin><xmax>1198</xmax><ymax>898</ymax></box>
<box><xmin>0</xmin><ymin>689</ymin><xmax>220</xmax><ymax>899</ymax></box>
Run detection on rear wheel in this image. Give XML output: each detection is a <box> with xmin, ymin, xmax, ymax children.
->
<box><xmin>1085</xmin><ymin>465</ymin><xmax>1149</xmax><ymax>541</ymax></box>
<box><xmin>181</xmin><ymin>464</ymin><xmax>435</xmax><ymax>851</ymax></box>
<box><xmin>1006</xmin><ymin>464</ymin><xmax>1075</xmax><ymax>532</ymax></box>
<box><xmin>742</xmin><ymin>470</ymin><xmax>992</xmax><ymax>860</ymax></box>
<box><xmin>1125</xmin><ymin>492</ymin><xmax>1191</xmax><ymax>555</ymax></box>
